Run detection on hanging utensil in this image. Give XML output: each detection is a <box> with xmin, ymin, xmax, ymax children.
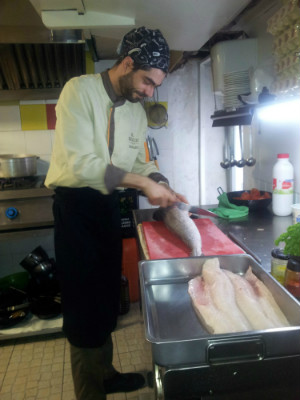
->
<box><xmin>220</xmin><ymin>131</ymin><xmax>230</xmax><ymax>169</ymax></box>
<box><xmin>146</xmin><ymin>136</ymin><xmax>153</xmax><ymax>161</ymax></box>
<box><xmin>246</xmin><ymin>126</ymin><xmax>256</xmax><ymax>167</ymax></box>
<box><xmin>230</xmin><ymin>153</ymin><xmax>237</xmax><ymax>167</ymax></box>
<box><xmin>151</xmin><ymin>138</ymin><xmax>160</xmax><ymax>169</ymax></box>
<box><xmin>237</xmin><ymin>126</ymin><xmax>246</xmax><ymax>168</ymax></box>
<box><xmin>145</xmin><ymin>88</ymin><xmax>168</xmax><ymax>129</ymax></box>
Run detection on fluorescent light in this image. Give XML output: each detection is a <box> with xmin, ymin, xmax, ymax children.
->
<box><xmin>257</xmin><ymin>98</ymin><xmax>300</xmax><ymax>122</ymax></box>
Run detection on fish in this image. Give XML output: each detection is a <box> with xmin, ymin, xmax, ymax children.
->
<box><xmin>224</xmin><ymin>269</ymin><xmax>277</xmax><ymax>330</ymax></box>
<box><xmin>201</xmin><ymin>258</ymin><xmax>251</xmax><ymax>332</ymax></box>
<box><xmin>244</xmin><ymin>267</ymin><xmax>289</xmax><ymax>327</ymax></box>
<box><xmin>153</xmin><ymin>206</ymin><xmax>202</xmax><ymax>256</ymax></box>
<box><xmin>188</xmin><ymin>258</ymin><xmax>290</xmax><ymax>334</ymax></box>
<box><xmin>188</xmin><ymin>276</ymin><xmax>233</xmax><ymax>334</ymax></box>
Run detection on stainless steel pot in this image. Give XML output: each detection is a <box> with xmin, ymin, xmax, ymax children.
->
<box><xmin>0</xmin><ymin>154</ymin><xmax>39</xmax><ymax>177</ymax></box>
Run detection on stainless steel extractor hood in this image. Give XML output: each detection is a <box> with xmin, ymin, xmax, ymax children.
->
<box><xmin>0</xmin><ymin>42</ymin><xmax>85</xmax><ymax>95</ymax></box>
<box><xmin>0</xmin><ymin>0</ymin><xmax>86</xmax><ymax>101</ymax></box>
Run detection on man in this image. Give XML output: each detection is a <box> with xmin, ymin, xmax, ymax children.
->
<box><xmin>45</xmin><ymin>26</ymin><xmax>187</xmax><ymax>400</ymax></box>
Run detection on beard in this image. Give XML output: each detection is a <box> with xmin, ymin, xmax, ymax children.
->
<box><xmin>118</xmin><ymin>71</ymin><xmax>146</xmax><ymax>103</ymax></box>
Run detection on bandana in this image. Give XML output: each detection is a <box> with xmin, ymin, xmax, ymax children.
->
<box><xmin>117</xmin><ymin>26</ymin><xmax>170</xmax><ymax>73</ymax></box>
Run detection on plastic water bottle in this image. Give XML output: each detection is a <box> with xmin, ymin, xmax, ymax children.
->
<box><xmin>272</xmin><ymin>153</ymin><xmax>294</xmax><ymax>216</ymax></box>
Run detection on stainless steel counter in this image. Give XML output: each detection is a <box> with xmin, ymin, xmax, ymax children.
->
<box><xmin>133</xmin><ymin>206</ymin><xmax>293</xmax><ymax>273</ymax></box>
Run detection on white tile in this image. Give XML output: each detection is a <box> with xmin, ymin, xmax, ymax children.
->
<box><xmin>49</xmin><ymin>130</ymin><xmax>56</xmax><ymax>149</ymax></box>
<box><xmin>0</xmin><ymin>106</ymin><xmax>21</xmax><ymax>131</ymax></box>
<box><xmin>0</xmin><ymin>131</ymin><xmax>26</xmax><ymax>154</ymax></box>
<box><xmin>24</xmin><ymin>130</ymin><xmax>52</xmax><ymax>155</ymax></box>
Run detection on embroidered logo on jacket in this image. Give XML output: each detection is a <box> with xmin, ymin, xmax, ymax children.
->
<box><xmin>129</xmin><ymin>133</ymin><xmax>139</xmax><ymax>149</ymax></box>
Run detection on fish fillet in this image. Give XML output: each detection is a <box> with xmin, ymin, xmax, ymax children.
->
<box><xmin>245</xmin><ymin>267</ymin><xmax>289</xmax><ymax>327</ymax></box>
<box><xmin>188</xmin><ymin>276</ymin><xmax>233</xmax><ymax>334</ymax></box>
<box><xmin>202</xmin><ymin>258</ymin><xmax>251</xmax><ymax>331</ymax></box>
<box><xmin>154</xmin><ymin>206</ymin><xmax>202</xmax><ymax>256</ymax></box>
<box><xmin>224</xmin><ymin>270</ymin><xmax>276</xmax><ymax>330</ymax></box>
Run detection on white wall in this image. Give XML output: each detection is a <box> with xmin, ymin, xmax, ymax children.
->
<box><xmin>244</xmin><ymin>115</ymin><xmax>300</xmax><ymax>201</ymax></box>
<box><xmin>199</xmin><ymin>60</ymin><xmax>227</xmax><ymax>204</ymax></box>
<box><xmin>140</xmin><ymin>60</ymin><xmax>203</xmax><ymax>208</ymax></box>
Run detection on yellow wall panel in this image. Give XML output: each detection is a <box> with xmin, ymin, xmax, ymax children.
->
<box><xmin>85</xmin><ymin>51</ymin><xmax>95</xmax><ymax>74</ymax></box>
<box><xmin>20</xmin><ymin>104</ymin><xmax>47</xmax><ymax>130</ymax></box>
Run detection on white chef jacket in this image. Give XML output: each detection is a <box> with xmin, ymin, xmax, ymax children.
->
<box><xmin>45</xmin><ymin>72</ymin><xmax>159</xmax><ymax>194</ymax></box>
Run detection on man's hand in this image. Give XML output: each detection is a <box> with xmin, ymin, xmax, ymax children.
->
<box><xmin>120</xmin><ymin>173</ymin><xmax>178</xmax><ymax>208</ymax></box>
<box><xmin>174</xmin><ymin>192</ymin><xmax>188</xmax><ymax>204</ymax></box>
<box><xmin>143</xmin><ymin>179</ymin><xmax>178</xmax><ymax>207</ymax></box>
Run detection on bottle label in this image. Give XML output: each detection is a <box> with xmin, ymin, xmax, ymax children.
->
<box><xmin>273</xmin><ymin>178</ymin><xmax>294</xmax><ymax>194</ymax></box>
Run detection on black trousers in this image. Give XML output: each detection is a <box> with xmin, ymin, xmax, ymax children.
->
<box><xmin>53</xmin><ymin>187</ymin><xmax>122</xmax><ymax>348</ymax></box>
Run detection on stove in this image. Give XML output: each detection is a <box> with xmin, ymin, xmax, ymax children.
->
<box><xmin>0</xmin><ymin>176</ymin><xmax>54</xmax><ymax>232</ymax></box>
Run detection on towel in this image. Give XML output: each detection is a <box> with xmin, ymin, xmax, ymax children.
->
<box><xmin>209</xmin><ymin>192</ymin><xmax>249</xmax><ymax>220</ymax></box>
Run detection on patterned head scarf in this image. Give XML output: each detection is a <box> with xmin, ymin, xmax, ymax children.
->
<box><xmin>117</xmin><ymin>26</ymin><xmax>170</xmax><ymax>73</ymax></box>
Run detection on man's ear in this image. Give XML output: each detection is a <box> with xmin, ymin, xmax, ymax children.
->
<box><xmin>123</xmin><ymin>56</ymin><xmax>134</xmax><ymax>72</ymax></box>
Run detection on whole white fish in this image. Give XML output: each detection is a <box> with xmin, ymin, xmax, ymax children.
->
<box><xmin>154</xmin><ymin>206</ymin><xmax>202</xmax><ymax>256</ymax></box>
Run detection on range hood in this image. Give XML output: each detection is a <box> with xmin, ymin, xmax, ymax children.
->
<box><xmin>0</xmin><ymin>41</ymin><xmax>86</xmax><ymax>100</ymax></box>
<box><xmin>0</xmin><ymin>0</ymin><xmax>86</xmax><ymax>101</ymax></box>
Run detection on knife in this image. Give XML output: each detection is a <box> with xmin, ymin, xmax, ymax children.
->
<box><xmin>175</xmin><ymin>202</ymin><xmax>218</xmax><ymax>218</ymax></box>
<box><xmin>146</xmin><ymin>136</ymin><xmax>153</xmax><ymax>161</ymax></box>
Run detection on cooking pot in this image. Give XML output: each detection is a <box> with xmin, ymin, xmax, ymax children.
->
<box><xmin>0</xmin><ymin>154</ymin><xmax>39</xmax><ymax>177</ymax></box>
<box><xmin>20</xmin><ymin>246</ymin><xmax>50</xmax><ymax>270</ymax></box>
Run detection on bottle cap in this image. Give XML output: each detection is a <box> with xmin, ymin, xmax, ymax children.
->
<box><xmin>277</xmin><ymin>153</ymin><xmax>289</xmax><ymax>158</ymax></box>
<box><xmin>271</xmin><ymin>248</ymin><xmax>290</xmax><ymax>260</ymax></box>
<box><xmin>287</xmin><ymin>256</ymin><xmax>300</xmax><ymax>272</ymax></box>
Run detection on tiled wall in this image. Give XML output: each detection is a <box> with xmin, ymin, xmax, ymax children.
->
<box><xmin>0</xmin><ymin>100</ymin><xmax>56</xmax><ymax>176</ymax></box>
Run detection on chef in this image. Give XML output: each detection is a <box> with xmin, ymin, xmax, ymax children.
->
<box><xmin>45</xmin><ymin>26</ymin><xmax>187</xmax><ymax>400</ymax></box>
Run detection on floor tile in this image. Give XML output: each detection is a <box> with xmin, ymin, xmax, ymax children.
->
<box><xmin>0</xmin><ymin>303</ymin><xmax>154</xmax><ymax>400</ymax></box>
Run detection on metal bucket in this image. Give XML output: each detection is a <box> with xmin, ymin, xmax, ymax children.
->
<box><xmin>0</xmin><ymin>154</ymin><xmax>39</xmax><ymax>177</ymax></box>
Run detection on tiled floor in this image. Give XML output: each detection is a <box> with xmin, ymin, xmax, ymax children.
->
<box><xmin>0</xmin><ymin>303</ymin><xmax>155</xmax><ymax>400</ymax></box>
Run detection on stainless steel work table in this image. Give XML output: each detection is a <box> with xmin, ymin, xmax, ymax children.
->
<box><xmin>133</xmin><ymin>206</ymin><xmax>293</xmax><ymax>272</ymax></box>
<box><xmin>133</xmin><ymin>207</ymin><xmax>300</xmax><ymax>399</ymax></box>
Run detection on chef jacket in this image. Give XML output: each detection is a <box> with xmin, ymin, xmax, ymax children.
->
<box><xmin>45</xmin><ymin>71</ymin><xmax>160</xmax><ymax>194</ymax></box>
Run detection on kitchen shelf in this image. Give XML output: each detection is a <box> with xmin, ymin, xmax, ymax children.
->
<box><xmin>0</xmin><ymin>314</ymin><xmax>62</xmax><ymax>342</ymax></box>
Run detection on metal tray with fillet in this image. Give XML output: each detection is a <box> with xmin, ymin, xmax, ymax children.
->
<box><xmin>138</xmin><ymin>255</ymin><xmax>300</xmax><ymax>367</ymax></box>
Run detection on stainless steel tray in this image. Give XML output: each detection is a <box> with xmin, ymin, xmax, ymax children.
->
<box><xmin>139</xmin><ymin>255</ymin><xmax>300</xmax><ymax>367</ymax></box>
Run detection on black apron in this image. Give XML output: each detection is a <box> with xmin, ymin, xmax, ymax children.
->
<box><xmin>53</xmin><ymin>187</ymin><xmax>122</xmax><ymax>347</ymax></box>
